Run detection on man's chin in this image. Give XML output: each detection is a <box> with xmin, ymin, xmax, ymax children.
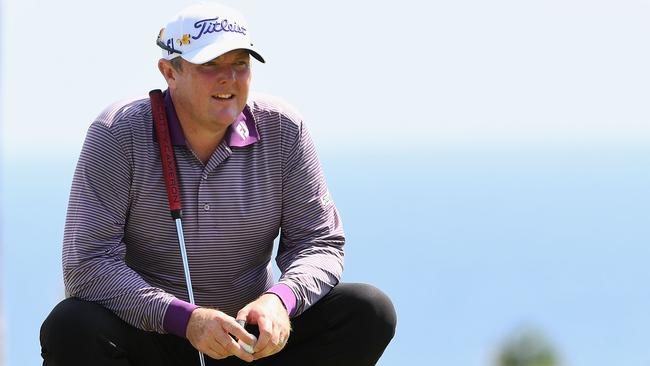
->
<box><xmin>210</xmin><ymin>111</ymin><xmax>241</xmax><ymax>126</ymax></box>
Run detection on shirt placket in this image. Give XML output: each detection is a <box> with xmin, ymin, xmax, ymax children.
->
<box><xmin>197</xmin><ymin>142</ymin><xmax>232</xmax><ymax>229</ymax></box>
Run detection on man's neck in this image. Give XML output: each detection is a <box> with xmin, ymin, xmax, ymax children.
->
<box><xmin>175</xmin><ymin>109</ymin><xmax>229</xmax><ymax>164</ymax></box>
<box><xmin>181</xmin><ymin>123</ymin><xmax>227</xmax><ymax>164</ymax></box>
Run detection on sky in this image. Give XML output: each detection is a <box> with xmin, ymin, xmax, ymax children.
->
<box><xmin>2</xmin><ymin>0</ymin><xmax>649</xmax><ymax>159</ymax></box>
<box><xmin>1</xmin><ymin>0</ymin><xmax>650</xmax><ymax>365</ymax></box>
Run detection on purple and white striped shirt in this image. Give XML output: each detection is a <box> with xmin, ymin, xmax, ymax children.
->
<box><xmin>62</xmin><ymin>90</ymin><xmax>345</xmax><ymax>337</ymax></box>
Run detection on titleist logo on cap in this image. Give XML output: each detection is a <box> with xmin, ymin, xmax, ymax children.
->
<box><xmin>164</xmin><ymin>16</ymin><xmax>247</xmax><ymax>55</ymax></box>
<box><xmin>193</xmin><ymin>17</ymin><xmax>247</xmax><ymax>39</ymax></box>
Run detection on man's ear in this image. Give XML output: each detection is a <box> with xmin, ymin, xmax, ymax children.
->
<box><xmin>158</xmin><ymin>59</ymin><xmax>177</xmax><ymax>88</ymax></box>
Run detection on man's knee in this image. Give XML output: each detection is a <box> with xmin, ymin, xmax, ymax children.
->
<box><xmin>335</xmin><ymin>283</ymin><xmax>397</xmax><ymax>345</ymax></box>
<box><xmin>42</xmin><ymin>297</ymin><xmax>110</xmax><ymax>341</ymax></box>
<box><xmin>40</xmin><ymin>298</ymin><xmax>129</xmax><ymax>364</ymax></box>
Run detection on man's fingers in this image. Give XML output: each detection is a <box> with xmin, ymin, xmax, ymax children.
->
<box><xmin>235</xmin><ymin>294</ymin><xmax>291</xmax><ymax>361</ymax></box>
<box><xmin>252</xmin><ymin>315</ymin><xmax>272</xmax><ymax>352</ymax></box>
<box><xmin>236</xmin><ymin>307</ymin><xmax>250</xmax><ymax>323</ymax></box>
<box><xmin>186</xmin><ymin>308</ymin><xmax>257</xmax><ymax>362</ymax></box>
<box><xmin>225</xmin><ymin>319</ymin><xmax>256</xmax><ymax>346</ymax></box>
<box><xmin>270</xmin><ymin>323</ymin><xmax>281</xmax><ymax>347</ymax></box>
<box><xmin>204</xmin><ymin>322</ymin><xmax>254</xmax><ymax>362</ymax></box>
<box><xmin>253</xmin><ymin>322</ymin><xmax>287</xmax><ymax>359</ymax></box>
<box><xmin>252</xmin><ymin>340</ymin><xmax>278</xmax><ymax>360</ymax></box>
<box><xmin>223</xmin><ymin>336</ymin><xmax>255</xmax><ymax>362</ymax></box>
<box><xmin>255</xmin><ymin>337</ymin><xmax>286</xmax><ymax>360</ymax></box>
<box><xmin>201</xmin><ymin>339</ymin><xmax>228</xmax><ymax>360</ymax></box>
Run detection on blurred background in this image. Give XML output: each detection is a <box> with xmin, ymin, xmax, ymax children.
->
<box><xmin>2</xmin><ymin>0</ymin><xmax>649</xmax><ymax>365</ymax></box>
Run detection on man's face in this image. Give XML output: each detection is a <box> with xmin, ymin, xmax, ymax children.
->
<box><xmin>169</xmin><ymin>49</ymin><xmax>252</xmax><ymax>131</ymax></box>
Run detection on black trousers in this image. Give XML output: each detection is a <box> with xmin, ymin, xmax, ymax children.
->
<box><xmin>40</xmin><ymin>283</ymin><xmax>396</xmax><ymax>366</ymax></box>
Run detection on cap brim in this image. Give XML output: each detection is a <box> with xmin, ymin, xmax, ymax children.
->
<box><xmin>181</xmin><ymin>39</ymin><xmax>265</xmax><ymax>64</ymax></box>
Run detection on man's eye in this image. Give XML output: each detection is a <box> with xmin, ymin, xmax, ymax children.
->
<box><xmin>233</xmin><ymin>61</ymin><xmax>249</xmax><ymax>71</ymax></box>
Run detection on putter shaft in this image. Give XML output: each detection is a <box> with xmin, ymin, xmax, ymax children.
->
<box><xmin>175</xmin><ymin>218</ymin><xmax>205</xmax><ymax>366</ymax></box>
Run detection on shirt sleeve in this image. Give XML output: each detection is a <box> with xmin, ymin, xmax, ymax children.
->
<box><xmin>276</xmin><ymin>115</ymin><xmax>345</xmax><ymax>317</ymax></box>
<box><xmin>62</xmin><ymin>121</ymin><xmax>176</xmax><ymax>333</ymax></box>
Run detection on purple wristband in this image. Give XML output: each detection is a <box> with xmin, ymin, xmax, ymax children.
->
<box><xmin>163</xmin><ymin>298</ymin><xmax>199</xmax><ymax>338</ymax></box>
<box><xmin>266</xmin><ymin>283</ymin><xmax>297</xmax><ymax>317</ymax></box>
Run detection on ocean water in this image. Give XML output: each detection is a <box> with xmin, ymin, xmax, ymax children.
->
<box><xmin>2</xmin><ymin>145</ymin><xmax>649</xmax><ymax>365</ymax></box>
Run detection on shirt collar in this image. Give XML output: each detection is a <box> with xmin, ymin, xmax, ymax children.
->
<box><xmin>162</xmin><ymin>89</ymin><xmax>259</xmax><ymax>147</ymax></box>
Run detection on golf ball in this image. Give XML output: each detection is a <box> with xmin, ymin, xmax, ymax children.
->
<box><xmin>235</xmin><ymin>320</ymin><xmax>256</xmax><ymax>353</ymax></box>
<box><xmin>239</xmin><ymin>338</ymin><xmax>256</xmax><ymax>354</ymax></box>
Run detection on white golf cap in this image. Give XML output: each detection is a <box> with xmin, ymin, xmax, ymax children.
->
<box><xmin>157</xmin><ymin>2</ymin><xmax>265</xmax><ymax>64</ymax></box>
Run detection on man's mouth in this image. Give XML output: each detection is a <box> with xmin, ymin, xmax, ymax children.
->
<box><xmin>213</xmin><ymin>94</ymin><xmax>234</xmax><ymax>100</ymax></box>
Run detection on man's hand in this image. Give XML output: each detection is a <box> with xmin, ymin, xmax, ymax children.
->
<box><xmin>237</xmin><ymin>293</ymin><xmax>291</xmax><ymax>360</ymax></box>
<box><xmin>186</xmin><ymin>307</ymin><xmax>257</xmax><ymax>362</ymax></box>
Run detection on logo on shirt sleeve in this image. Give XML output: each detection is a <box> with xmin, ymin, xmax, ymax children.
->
<box><xmin>320</xmin><ymin>190</ymin><xmax>332</xmax><ymax>207</ymax></box>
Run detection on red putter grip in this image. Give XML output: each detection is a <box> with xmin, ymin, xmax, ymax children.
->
<box><xmin>150</xmin><ymin>89</ymin><xmax>182</xmax><ymax>218</ymax></box>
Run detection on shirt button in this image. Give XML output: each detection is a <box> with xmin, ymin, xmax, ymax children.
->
<box><xmin>203</xmin><ymin>203</ymin><xmax>210</xmax><ymax>211</ymax></box>
<box><xmin>202</xmin><ymin>174</ymin><xmax>208</xmax><ymax>180</ymax></box>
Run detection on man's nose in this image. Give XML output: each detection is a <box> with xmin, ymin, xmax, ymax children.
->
<box><xmin>216</xmin><ymin>65</ymin><xmax>236</xmax><ymax>82</ymax></box>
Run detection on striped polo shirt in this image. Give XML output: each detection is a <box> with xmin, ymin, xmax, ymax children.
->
<box><xmin>62</xmin><ymin>89</ymin><xmax>345</xmax><ymax>336</ymax></box>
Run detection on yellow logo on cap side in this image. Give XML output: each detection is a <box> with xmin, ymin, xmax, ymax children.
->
<box><xmin>177</xmin><ymin>34</ymin><xmax>191</xmax><ymax>46</ymax></box>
